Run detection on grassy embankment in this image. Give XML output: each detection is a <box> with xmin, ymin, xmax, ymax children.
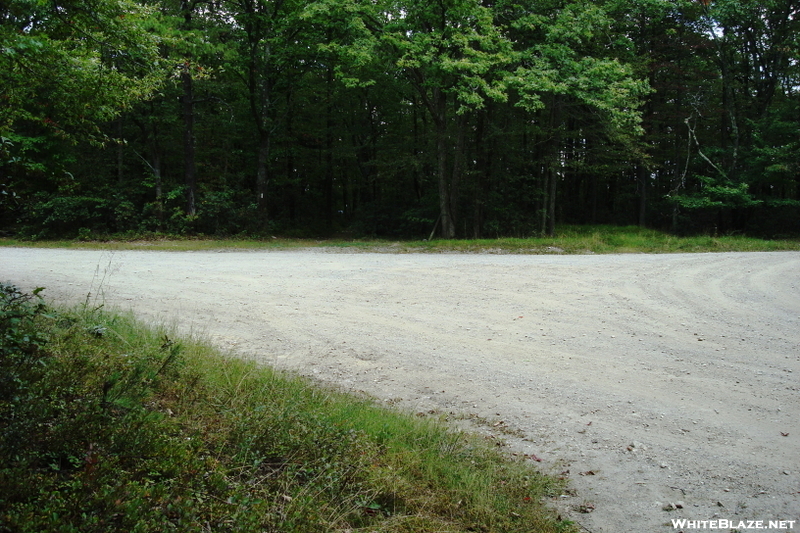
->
<box><xmin>0</xmin><ymin>285</ymin><xmax>574</xmax><ymax>533</ymax></box>
<box><xmin>2</xmin><ymin>225</ymin><xmax>799</xmax><ymax>253</ymax></box>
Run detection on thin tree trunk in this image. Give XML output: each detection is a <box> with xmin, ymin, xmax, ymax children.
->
<box><xmin>179</xmin><ymin>0</ymin><xmax>197</xmax><ymax>218</ymax></box>
<box><xmin>256</xmin><ymin>131</ymin><xmax>270</xmax><ymax>216</ymax></box>
<box><xmin>449</xmin><ymin>113</ymin><xmax>468</xmax><ymax>237</ymax></box>
<box><xmin>285</xmin><ymin>90</ymin><xmax>296</xmax><ymax>222</ymax></box>
<box><xmin>181</xmin><ymin>68</ymin><xmax>197</xmax><ymax>217</ymax></box>
<box><xmin>116</xmin><ymin>116</ymin><xmax>124</xmax><ymax>187</ymax></box>
<box><xmin>324</xmin><ymin>65</ymin><xmax>334</xmax><ymax>229</ymax></box>
<box><xmin>437</xmin><ymin>131</ymin><xmax>452</xmax><ymax>238</ymax></box>
<box><xmin>473</xmin><ymin>110</ymin><xmax>487</xmax><ymax>239</ymax></box>
<box><xmin>132</xmin><ymin>110</ymin><xmax>163</xmax><ymax>228</ymax></box>
<box><xmin>719</xmin><ymin>40</ymin><xmax>740</xmax><ymax>176</ymax></box>
<box><xmin>412</xmin><ymin>96</ymin><xmax>422</xmax><ymax>201</ymax></box>
<box><xmin>545</xmin><ymin>96</ymin><xmax>562</xmax><ymax>237</ymax></box>
<box><xmin>149</xmin><ymin>112</ymin><xmax>164</xmax><ymax>228</ymax></box>
<box><xmin>638</xmin><ymin>164</ymin><xmax>647</xmax><ymax>227</ymax></box>
<box><xmin>434</xmin><ymin>90</ymin><xmax>455</xmax><ymax>239</ymax></box>
<box><xmin>546</xmin><ymin>165</ymin><xmax>557</xmax><ymax>237</ymax></box>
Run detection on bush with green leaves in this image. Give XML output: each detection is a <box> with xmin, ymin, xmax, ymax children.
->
<box><xmin>19</xmin><ymin>196</ymin><xmax>115</xmax><ymax>239</ymax></box>
<box><xmin>0</xmin><ymin>283</ymin><xmax>49</xmax><ymax>403</ymax></box>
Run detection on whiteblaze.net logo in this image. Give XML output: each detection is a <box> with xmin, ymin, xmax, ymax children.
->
<box><xmin>672</xmin><ymin>519</ymin><xmax>796</xmax><ymax>530</ymax></box>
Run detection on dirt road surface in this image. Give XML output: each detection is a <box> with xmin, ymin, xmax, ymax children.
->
<box><xmin>4</xmin><ymin>247</ymin><xmax>800</xmax><ymax>532</ymax></box>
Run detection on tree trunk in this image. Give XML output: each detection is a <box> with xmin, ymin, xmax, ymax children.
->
<box><xmin>546</xmin><ymin>164</ymin><xmax>557</xmax><ymax>237</ymax></box>
<box><xmin>324</xmin><ymin>65</ymin><xmax>334</xmax><ymax>229</ymax></box>
<box><xmin>256</xmin><ymin>130</ymin><xmax>270</xmax><ymax>216</ymax></box>
<box><xmin>637</xmin><ymin>164</ymin><xmax>647</xmax><ymax>227</ymax></box>
<box><xmin>116</xmin><ymin>116</ymin><xmax>124</xmax><ymax>187</ymax></box>
<box><xmin>718</xmin><ymin>36</ymin><xmax>740</xmax><ymax>177</ymax></box>
<box><xmin>181</xmin><ymin>67</ymin><xmax>197</xmax><ymax>217</ymax></box>
<box><xmin>437</xmin><ymin>133</ymin><xmax>453</xmax><ymax>238</ymax></box>
<box><xmin>449</xmin><ymin>113</ymin><xmax>468</xmax><ymax>237</ymax></box>
<box><xmin>148</xmin><ymin>125</ymin><xmax>164</xmax><ymax>229</ymax></box>
<box><xmin>473</xmin><ymin>110</ymin><xmax>487</xmax><ymax>239</ymax></box>
<box><xmin>132</xmin><ymin>109</ymin><xmax>164</xmax><ymax>228</ymax></box>
<box><xmin>285</xmin><ymin>89</ymin><xmax>296</xmax><ymax>222</ymax></box>
<box><xmin>545</xmin><ymin>96</ymin><xmax>562</xmax><ymax>237</ymax></box>
<box><xmin>433</xmin><ymin>90</ymin><xmax>455</xmax><ymax>239</ymax></box>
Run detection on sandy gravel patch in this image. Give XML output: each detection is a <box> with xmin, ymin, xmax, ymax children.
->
<box><xmin>4</xmin><ymin>248</ymin><xmax>800</xmax><ymax>532</ymax></box>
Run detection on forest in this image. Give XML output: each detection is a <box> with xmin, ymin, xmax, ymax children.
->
<box><xmin>1</xmin><ymin>0</ymin><xmax>798</xmax><ymax>239</ymax></box>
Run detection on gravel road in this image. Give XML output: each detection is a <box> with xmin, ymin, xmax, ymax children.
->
<box><xmin>4</xmin><ymin>247</ymin><xmax>800</xmax><ymax>532</ymax></box>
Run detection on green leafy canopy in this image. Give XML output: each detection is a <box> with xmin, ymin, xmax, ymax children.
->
<box><xmin>0</xmin><ymin>0</ymin><xmax>166</xmax><ymax>144</ymax></box>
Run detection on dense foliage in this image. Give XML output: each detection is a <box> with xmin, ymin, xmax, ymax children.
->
<box><xmin>1</xmin><ymin>0</ymin><xmax>798</xmax><ymax>239</ymax></box>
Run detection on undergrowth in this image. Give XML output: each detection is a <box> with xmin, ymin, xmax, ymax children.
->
<box><xmin>2</xmin><ymin>224</ymin><xmax>798</xmax><ymax>254</ymax></box>
<box><xmin>0</xmin><ymin>284</ymin><xmax>574</xmax><ymax>533</ymax></box>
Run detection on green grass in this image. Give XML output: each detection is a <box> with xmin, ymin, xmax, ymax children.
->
<box><xmin>2</xmin><ymin>225</ymin><xmax>799</xmax><ymax>254</ymax></box>
<box><xmin>0</xmin><ymin>285</ymin><xmax>575</xmax><ymax>533</ymax></box>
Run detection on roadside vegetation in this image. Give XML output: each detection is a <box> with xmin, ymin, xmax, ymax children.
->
<box><xmin>0</xmin><ymin>284</ymin><xmax>574</xmax><ymax>533</ymax></box>
<box><xmin>1</xmin><ymin>225</ymin><xmax>799</xmax><ymax>254</ymax></box>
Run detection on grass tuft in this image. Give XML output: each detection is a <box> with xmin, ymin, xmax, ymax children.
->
<box><xmin>0</xmin><ymin>285</ymin><xmax>575</xmax><ymax>532</ymax></box>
